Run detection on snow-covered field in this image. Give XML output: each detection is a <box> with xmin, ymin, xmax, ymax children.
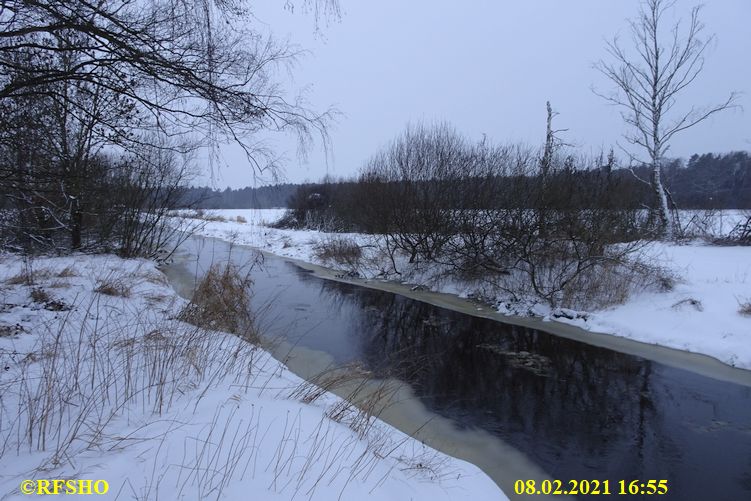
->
<box><xmin>180</xmin><ymin>208</ymin><xmax>751</xmax><ymax>371</ymax></box>
<box><xmin>0</xmin><ymin>254</ymin><xmax>504</xmax><ymax>500</ymax></box>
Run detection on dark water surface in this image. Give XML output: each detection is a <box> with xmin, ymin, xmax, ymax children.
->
<box><xmin>167</xmin><ymin>237</ymin><xmax>751</xmax><ymax>501</ymax></box>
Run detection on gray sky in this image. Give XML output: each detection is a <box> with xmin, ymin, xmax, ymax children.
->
<box><xmin>200</xmin><ymin>0</ymin><xmax>750</xmax><ymax>188</ymax></box>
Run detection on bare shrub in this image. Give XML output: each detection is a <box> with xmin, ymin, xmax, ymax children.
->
<box><xmin>721</xmin><ymin>213</ymin><xmax>751</xmax><ymax>246</ymax></box>
<box><xmin>672</xmin><ymin>297</ymin><xmax>704</xmax><ymax>312</ymax></box>
<box><xmin>30</xmin><ymin>287</ymin><xmax>52</xmax><ymax>304</ymax></box>
<box><xmin>353</xmin><ymin>116</ymin><xmax>656</xmax><ymax>309</ymax></box>
<box><xmin>681</xmin><ymin>210</ymin><xmax>725</xmax><ymax>241</ymax></box>
<box><xmin>269</xmin><ymin>210</ymin><xmax>299</xmax><ymax>229</ymax></box>
<box><xmin>557</xmin><ymin>263</ymin><xmax>637</xmax><ymax>310</ymax></box>
<box><xmin>653</xmin><ymin>269</ymin><xmax>677</xmax><ymax>292</ymax></box>
<box><xmin>359</xmin><ymin>122</ymin><xmax>468</xmax><ymax>264</ymax></box>
<box><xmin>738</xmin><ymin>299</ymin><xmax>751</xmax><ymax>317</ymax></box>
<box><xmin>179</xmin><ymin>263</ymin><xmax>257</xmax><ymax>341</ymax></box>
<box><xmin>313</xmin><ymin>237</ymin><xmax>362</xmax><ymax>269</ymax></box>
<box><xmin>236</xmin><ymin>215</ymin><xmax>247</xmax><ymax>223</ymax></box>
<box><xmin>109</xmin><ymin>145</ymin><xmax>199</xmax><ymax>261</ymax></box>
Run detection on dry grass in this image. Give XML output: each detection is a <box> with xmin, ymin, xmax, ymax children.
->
<box><xmin>202</xmin><ymin>214</ymin><xmax>226</xmax><ymax>222</ymax></box>
<box><xmin>314</xmin><ymin>237</ymin><xmax>362</xmax><ymax>269</ymax></box>
<box><xmin>0</xmin><ymin>292</ymin><xmax>261</xmax><ymax>473</ymax></box>
<box><xmin>5</xmin><ymin>271</ymin><xmax>30</xmax><ymax>285</ymax></box>
<box><xmin>1</xmin><ymin>261</ymin><xmax>453</xmax><ymax>499</ymax></box>
<box><xmin>140</xmin><ymin>270</ymin><xmax>169</xmax><ymax>286</ymax></box>
<box><xmin>28</xmin><ymin>287</ymin><xmax>70</xmax><ymax>311</ymax></box>
<box><xmin>5</xmin><ymin>268</ymin><xmax>52</xmax><ymax>286</ymax></box>
<box><xmin>289</xmin><ymin>364</ymin><xmax>402</xmax><ymax>439</ymax></box>
<box><xmin>539</xmin><ymin>258</ymin><xmax>675</xmax><ymax>311</ymax></box>
<box><xmin>94</xmin><ymin>277</ymin><xmax>132</xmax><ymax>297</ymax></box>
<box><xmin>0</xmin><ymin>323</ymin><xmax>24</xmax><ymax>337</ymax></box>
<box><xmin>30</xmin><ymin>287</ymin><xmax>52</xmax><ymax>304</ymax></box>
<box><xmin>47</xmin><ymin>279</ymin><xmax>71</xmax><ymax>289</ymax></box>
<box><xmin>56</xmin><ymin>265</ymin><xmax>77</xmax><ymax>278</ymax></box>
<box><xmin>289</xmin><ymin>364</ymin><xmax>370</xmax><ymax>404</ymax></box>
<box><xmin>236</xmin><ymin>215</ymin><xmax>247</xmax><ymax>223</ymax></box>
<box><xmin>173</xmin><ymin>209</ymin><xmax>228</xmax><ymax>222</ymax></box>
<box><xmin>193</xmin><ymin>209</ymin><xmax>226</xmax><ymax>222</ymax></box>
<box><xmin>179</xmin><ymin>262</ymin><xmax>257</xmax><ymax>341</ymax></box>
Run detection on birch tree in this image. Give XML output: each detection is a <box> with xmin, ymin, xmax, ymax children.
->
<box><xmin>595</xmin><ymin>0</ymin><xmax>737</xmax><ymax>239</ymax></box>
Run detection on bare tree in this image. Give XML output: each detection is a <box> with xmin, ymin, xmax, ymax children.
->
<box><xmin>595</xmin><ymin>0</ymin><xmax>738</xmax><ymax>239</ymax></box>
<box><xmin>0</xmin><ymin>0</ymin><xmax>338</xmax><ymax>173</ymax></box>
<box><xmin>0</xmin><ymin>0</ymin><xmax>338</xmax><ymax>253</ymax></box>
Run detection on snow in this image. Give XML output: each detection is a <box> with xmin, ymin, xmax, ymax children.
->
<box><xmin>577</xmin><ymin>243</ymin><xmax>751</xmax><ymax>369</ymax></box>
<box><xmin>178</xmin><ymin>209</ymin><xmax>751</xmax><ymax>371</ymax></box>
<box><xmin>0</xmin><ymin>253</ymin><xmax>505</xmax><ymax>500</ymax></box>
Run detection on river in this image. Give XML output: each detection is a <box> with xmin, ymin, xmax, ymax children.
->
<box><xmin>164</xmin><ymin>236</ymin><xmax>751</xmax><ymax>500</ymax></box>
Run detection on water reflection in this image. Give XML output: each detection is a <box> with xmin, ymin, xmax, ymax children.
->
<box><xmin>289</xmin><ymin>265</ymin><xmax>751</xmax><ymax>501</ymax></box>
<box><xmin>166</xmin><ymin>238</ymin><xmax>751</xmax><ymax>501</ymax></box>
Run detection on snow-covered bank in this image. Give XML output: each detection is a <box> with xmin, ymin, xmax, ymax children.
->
<box><xmin>179</xmin><ymin>209</ymin><xmax>751</xmax><ymax>371</ymax></box>
<box><xmin>573</xmin><ymin>244</ymin><xmax>751</xmax><ymax>368</ymax></box>
<box><xmin>0</xmin><ymin>253</ymin><xmax>504</xmax><ymax>500</ymax></box>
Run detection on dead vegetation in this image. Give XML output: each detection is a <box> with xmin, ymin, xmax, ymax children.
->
<box><xmin>289</xmin><ymin>364</ymin><xmax>402</xmax><ymax>440</ymax></box>
<box><xmin>30</xmin><ymin>287</ymin><xmax>52</xmax><ymax>304</ymax></box>
<box><xmin>94</xmin><ymin>277</ymin><xmax>132</xmax><ymax>297</ymax></box>
<box><xmin>56</xmin><ymin>266</ymin><xmax>77</xmax><ymax>278</ymax></box>
<box><xmin>0</xmin><ymin>323</ymin><xmax>24</xmax><ymax>337</ymax></box>
<box><xmin>738</xmin><ymin>299</ymin><xmax>751</xmax><ymax>317</ymax></box>
<box><xmin>0</xmin><ymin>293</ymin><xmax>262</xmax><ymax>475</ymax></box>
<box><xmin>178</xmin><ymin>262</ymin><xmax>257</xmax><ymax>341</ymax></box>
<box><xmin>672</xmin><ymin>297</ymin><xmax>704</xmax><ymax>312</ymax></box>
<box><xmin>314</xmin><ymin>237</ymin><xmax>362</xmax><ymax>269</ymax></box>
<box><xmin>176</xmin><ymin>209</ymin><xmax>227</xmax><ymax>222</ymax></box>
<box><xmin>5</xmin><ymin>267</ymin><xmax>52</xmax><ymax>286</ymax></box>
<box><xmin>28</xmin><ymin>287</ymin><xmax>70</xmax><ymax>311</ymax></box>
<box><xmin>0</xmin><ymin>260</ymin><xmax>455</xmax><ymax>498</ymax></box>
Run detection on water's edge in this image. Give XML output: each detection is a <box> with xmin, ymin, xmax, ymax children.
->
<box><xmin>240</xmin><ymin>243</ymin><xmax>751</xmax><ymax>388</ymax></box>
<box><xmin>162</xmin><ymin>235</ymin><xmax>751</xmax><ymax>500</ymax></box>
<box><xmin>163</xmin><ymin>235</ymin><xmax>564</xmax><ymax>499</ymax></box>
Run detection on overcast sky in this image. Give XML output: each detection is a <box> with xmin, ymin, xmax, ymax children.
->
<box><xmin>200</xmin><ymin>0</ymin><xmax>750</xmax><ymax>188</ymax></box>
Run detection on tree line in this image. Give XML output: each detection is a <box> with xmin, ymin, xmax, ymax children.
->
<box><xmin>179</xmin><ymin>184</ymin><xmax>301</xmax><ymax>210</ymax></box>
<box><xmin>184</xmin><ymin>150</ymin><xmax>751</xmax><ymax>212</ymax></box>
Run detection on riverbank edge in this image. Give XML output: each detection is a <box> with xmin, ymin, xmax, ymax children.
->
<box><xmin>163</xmin><ymin>236</ymin><xmax>562</xmax><ymax>500</ymax></box>
<box><xmin>210</xmin><ymin>237</ymin><xmax>751</xmax><ymax>387</ymax></box>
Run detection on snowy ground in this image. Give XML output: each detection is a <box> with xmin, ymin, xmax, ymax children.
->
<box><xmin>0</xmin><ymin>253</ymin><xmax>504</xmax><ymax>500</ymax></box>
<box><xmin>177</xmin><ymin>209</ymin><xmax>751</xmax><ymax>371</ymax></box>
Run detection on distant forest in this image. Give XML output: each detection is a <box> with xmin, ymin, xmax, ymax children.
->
<box><xmin>180</xmin><ymin>151</ymin><xmax>751</xmax><ymax>210</ymax></box>
<box><xmin>180</xmin><ymin>184</ymin><xmax>300</xmax><ymax>209</ymax></box>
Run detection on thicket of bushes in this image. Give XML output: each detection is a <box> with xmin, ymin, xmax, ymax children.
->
<box><xmin>0</xmin><ymin>144</ymin><xmax>193</xmax><ymax>259</ymax></box>
<box><xmin>279</xmin><ymin>122</ymin><xmax>687</xmax><ymax>308</ymax></box>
